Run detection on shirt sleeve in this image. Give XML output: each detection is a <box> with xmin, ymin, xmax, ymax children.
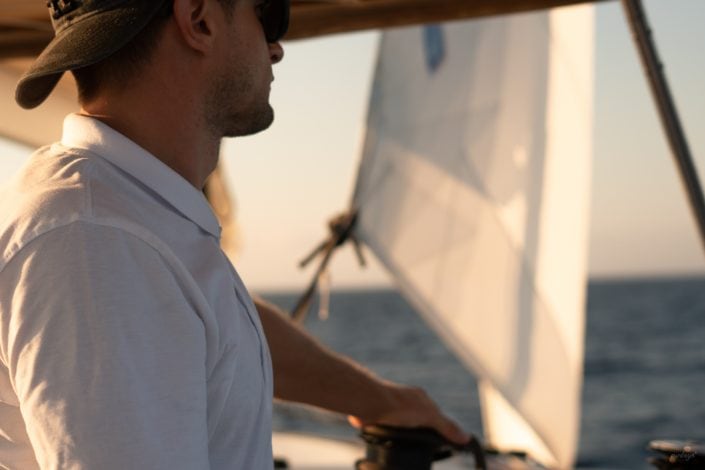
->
<box><xmin>0</xmin><ymin>221</ymin><xmax>210</xmax><ymax>470</ymax></box>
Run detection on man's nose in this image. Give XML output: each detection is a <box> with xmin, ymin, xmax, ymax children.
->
<box><xmin>269</xmin><ymin>42</ymin><xmax>284</xmax><ymax>64</ymax></box>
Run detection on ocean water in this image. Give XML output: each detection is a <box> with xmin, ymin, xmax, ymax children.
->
<box><xmin>261</xmin><ymin>276</ymin><xmax>705</xmax><ymax>469</ymax></box>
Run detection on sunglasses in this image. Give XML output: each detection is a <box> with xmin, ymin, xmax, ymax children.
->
<box><xmin>156</xmin><ymin>0</ymin><xmax>289</xmax><ymax>43</ymax></box>
<box><xmin>259</xmin><ymin>0</ymin><xmax>289</xmax><ymax>43</ymax></box>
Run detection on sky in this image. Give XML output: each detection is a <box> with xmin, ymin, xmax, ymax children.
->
<box><xmin>1</xmin><ymin>0</ymin><xmax>704</xmax><ymax>292</ymax></box>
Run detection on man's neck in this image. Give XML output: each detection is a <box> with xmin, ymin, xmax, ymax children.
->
<box><xmin>80</xmin><ymin>85</ymin><xmax>219</xmax><ymax>190</ymax></box>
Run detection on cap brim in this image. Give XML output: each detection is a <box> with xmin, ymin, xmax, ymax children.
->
<box><xmin>15</xmin><ymin>0</ymin><xmax>167</xmax><ymax>109</ymax></box>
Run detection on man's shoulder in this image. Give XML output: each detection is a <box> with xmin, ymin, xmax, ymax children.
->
<box><xmin>0</xmin><ymin>144</ymin><xmax>166</xmax><ymax>269</ymax></box>
<box><xmin>2</xmin><ymin>144</ymin><xmax>92</xmax><ymax>211</ymax></box>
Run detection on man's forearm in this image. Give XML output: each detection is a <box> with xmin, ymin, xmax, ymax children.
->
<box><xmin>253</xmin><ymin>296</ymin><xmax>469</xmax><ymax>444</ymax></box>
<box><xmin>254</xmin><ymin>296</ymin><xmax>393</xmax><ymax>422</ymax></box>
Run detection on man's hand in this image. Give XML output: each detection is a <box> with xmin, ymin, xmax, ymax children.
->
<box><xmin>347</xmin><ymin>381</ymin><xmax>470</xmax><ymax>446</ymax></box>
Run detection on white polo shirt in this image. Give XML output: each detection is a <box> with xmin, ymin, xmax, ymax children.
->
<box><xmin>0</xmin><ymin>114</ymin><xmax>274</xmax><ymax>469</ymax></box>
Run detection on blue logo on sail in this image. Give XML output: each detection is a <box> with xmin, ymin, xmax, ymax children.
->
<box><xmin>423</xmin><ymin>25</ymin><xmax>445</xmax><ymax>73</ymax></box>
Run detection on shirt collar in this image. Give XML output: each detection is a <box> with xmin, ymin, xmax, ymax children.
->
<box><xmin>61</xmin><ymin>113</ymin><xmax>222</xmax><ymax>239</ymax></box>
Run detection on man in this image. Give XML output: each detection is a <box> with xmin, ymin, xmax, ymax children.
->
<box><xmin>0</xmin><ymin>0</ymin><xmax>468</xmax><ymax>468</ymax></box>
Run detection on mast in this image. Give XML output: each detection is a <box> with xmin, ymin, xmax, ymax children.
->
<box><xmin>621</xmin><ymin>0</ymin><xmax>705</xmax><ymax>256</ymax></box>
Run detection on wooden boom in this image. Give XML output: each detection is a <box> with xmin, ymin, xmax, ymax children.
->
<box><xmin>0</xmin><ymin>0</ymin><xmax>610</xmax><ymax>59</ymax></box>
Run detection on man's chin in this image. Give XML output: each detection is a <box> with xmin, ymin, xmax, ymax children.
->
<box><xmin>223</xmin><ymin>107</ymin><xmax>275</xmax><ymax>138</ymax></box>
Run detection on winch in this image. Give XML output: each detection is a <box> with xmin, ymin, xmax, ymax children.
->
<box><xmin>355</xmin><ymin>425</ymin><xmax>486</xmax><ymax>470</ymax></box>
<box><xmin>649</xmin><ymin>440</ymin><xmax>705</xmax><ymax>469</ymax></box>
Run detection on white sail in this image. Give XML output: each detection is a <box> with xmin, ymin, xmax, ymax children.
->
<box><xmin>352</xmin><ymin>6</ymin><xmax>594</xmax><ymax>468</ymax></box>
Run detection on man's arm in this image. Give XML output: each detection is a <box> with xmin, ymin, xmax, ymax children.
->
<box><xmin>254</xmin><ymin>297</ymin><xmax>469</xmax><ymax>445</ymax></box>
<box><xmin>1</xmin><ymin>223</ymin><xmax>210</xmax><ymax>469</ymax></box>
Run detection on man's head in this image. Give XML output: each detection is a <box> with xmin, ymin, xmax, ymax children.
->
<box><xmin>203</xmin><ymin>0</ymin><xmax>285</xmax><ymax>138</ymax></box>
<box><xmin>15</xmin><ymin>0</ymin><xmax>289</xmax><ymax>111</ymax></box>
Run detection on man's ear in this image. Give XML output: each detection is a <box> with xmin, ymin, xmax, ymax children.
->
<box><xmin>172</xmin><ymin>0</ymin><xmax>220</xmax><ymax>53</ymax></box>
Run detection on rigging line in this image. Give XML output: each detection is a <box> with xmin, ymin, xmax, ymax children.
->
<box><xmin>290</xmin><ymin>210</ymin><xmax>362</xmax><ymax>322</ymax></box>
<box><xmin>621</xmin><ymin>0</ymin><xmax>705</xmax><ymax>257</ymax></box>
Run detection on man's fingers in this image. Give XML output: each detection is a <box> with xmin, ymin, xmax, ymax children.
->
<box><xmin>411</xmin><ymin>387</ymin><xmax>470</xmax><ymax>444</ymax></box>
<box><xmin>436</xmin><ymin>416</ymin><xmax>471</xmax><ymax>445</ymax></box>
<box><xmin>348</xmin><ymin>383</ymin><xmax>472</xmax><ymax>446</ymax></box>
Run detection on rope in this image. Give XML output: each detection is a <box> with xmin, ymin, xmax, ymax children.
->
<box><xmin>291</xmin><ymin>209</ymin><xmax>365</xmax><ymax>323</ymax></box>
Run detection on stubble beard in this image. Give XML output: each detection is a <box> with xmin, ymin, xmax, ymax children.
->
<box><xmin>205</xmin><ymin>65</ymin><xmax>274</xmax><ymax>139</ymax></box>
